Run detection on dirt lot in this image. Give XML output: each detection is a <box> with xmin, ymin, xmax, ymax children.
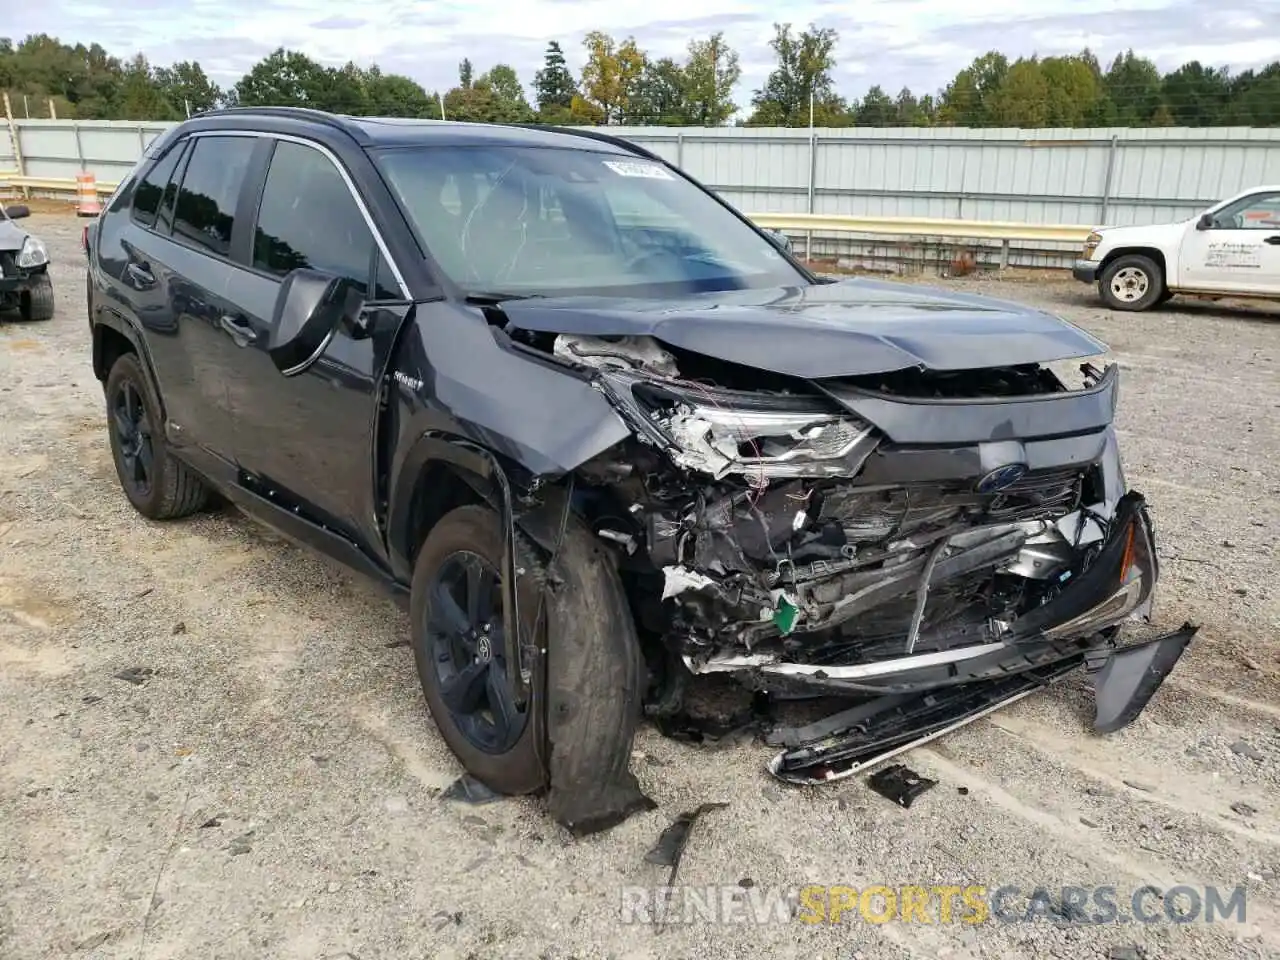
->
<box><xmin>2</xmin><ymin>213</ymin><xmax>1279</xmax><ymax>960</ymax></box>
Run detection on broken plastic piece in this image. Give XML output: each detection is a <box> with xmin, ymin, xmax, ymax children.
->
<box><xmin>867</xmin><ymin>763</ymin><xmax>936</xmax><ymax>809</ymax></box>
<box><xmin>772</xmin><ymin>598</ymin><xmax>799</xmax><ymax>635</ymax></box>
<box><xmin>1092</xmin><ymin>623</ymin><xmax>1198</xmax><ymax>734</ymax></box>
<box><xmin>645</xmin><ymin>802</ymin><xmax>729</xmax><ymax>870</ymax></box>
<box><xmin>440</xmin><ymin>773</ymin><xmax>506</xmax><ymax>805</ymax></box>
<box><xmin>661</xmin><ymin>564</ymin><xmax>716</xmax><ymax>600</ymax></box>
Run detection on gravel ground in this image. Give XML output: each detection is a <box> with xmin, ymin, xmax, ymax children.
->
<box><xmin>2</xmin><ymin>212</ymin><xmax>1278</xmax><ymax>960</ymax></box>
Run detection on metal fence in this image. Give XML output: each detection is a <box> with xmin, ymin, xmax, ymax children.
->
<box><xmin>6</xmin><ymin>119</ymin><xmax>1280</xmax><ymax>268</ymax></box>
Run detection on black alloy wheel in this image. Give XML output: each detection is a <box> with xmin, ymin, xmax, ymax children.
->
<box><xmin>424</xmin><ymin>550</ymin><xmax>529</xmax><ymax>755</ymax></box>
<box><xmin>112</xmin><ymin>379</ymin><xmax>155</xmax><ymax>500</ymax></box>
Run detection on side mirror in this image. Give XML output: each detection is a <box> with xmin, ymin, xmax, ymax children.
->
<box><xmin>764</xmin><ymin>228</ymin><xmax>793</xmax><ymax>254</ymax></box>
<box><xmin>1196</xmin><ymin>213</ymin><xmax>1214</xmax><ymax>231</ymax></box>
<box><xmin>4</xmin><ymin>204</ymin><xmax>30</xmax><ymax>220</ymax></box>
<box><xmin>267</xmin><ymin>268</ymin><xmax>361</xmax><ymax>376</ymax></box>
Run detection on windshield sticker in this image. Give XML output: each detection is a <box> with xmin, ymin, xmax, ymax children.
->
<box><xmin>1204</xmin><ymin>241</ymin><xmax>1262</xmax><ymax>270</ymax></box>
<box><xmin>603</xmin><ymin>160</ymin><xmax>675</xmax><ymax>180</ymax></box>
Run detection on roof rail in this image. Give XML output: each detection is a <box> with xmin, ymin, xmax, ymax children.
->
<box><xmin>191</xmin><ymin>106</ymin><xmax>363</xmax><ymax>139</ymax></box>
<box><xmin>508</xmin><ymin>124</ymin><xmax>664</xmax><ymax>162</ymax></box>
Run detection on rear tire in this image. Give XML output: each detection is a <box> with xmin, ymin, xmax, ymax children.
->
<box><xmin>1099</xmin><ymin>255</ymin><xmax>1163</xmax><ymax>311</ymax></box>
<box><xmin>19</xmin><ymin>273</ymin><xmax>54</xmax><ymax>321</ymax></box>
<box><xmin>410</xmin><ymin>504</ymin><xmax>548</xmax><ymax>796</ymax></box>
<box><xmin>104</xmin><ymin>353</ymin><xmax>210</xmax><ymax>520</ymax></box>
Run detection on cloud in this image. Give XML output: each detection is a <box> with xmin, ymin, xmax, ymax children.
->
<box><xmin>10</xmin><ymin>0</ymin><xmax>1275</xmax><ymax>112</ymax></box>
<box><xmin>310</xmin><ymin>16</ymin><xmax>369</xmax><ymax>31</ymax></box>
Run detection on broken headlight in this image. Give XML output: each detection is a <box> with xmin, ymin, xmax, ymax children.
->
<box><xmin>602</xmin><ymin>373</ymin><xmax>880</xmax><ymax>480</ymax></box>
<box><xmin>16</xmin><ymin>235</ymin><xmax>48</xmax><ymax>269</ymax></box>
<box><xmin>665</xmin><ymin>405</ymin><xmax>877</xmax><ymax>479</ymax></box>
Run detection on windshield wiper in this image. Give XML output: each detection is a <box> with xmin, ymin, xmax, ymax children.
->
<box><xmin>464</xmin><ymin>291</ymin><xmax>544</xmax><ymax>304</ymax></box>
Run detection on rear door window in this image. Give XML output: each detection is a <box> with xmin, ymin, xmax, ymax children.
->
<box><xmin>171</xmin><ymin>135</ymin><xmax>256</xmax><ymax>258</ymax></box>
<box><xmin>251</xmin><ymin>139</ymin><xmax>379</xmax><ymax>295</ymax></box>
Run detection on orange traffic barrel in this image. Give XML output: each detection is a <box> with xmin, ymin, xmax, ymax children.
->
<box><xmin>76</xmin><ymin>173</ymin><xmax>102</xmax><ymax>216</ymax></box>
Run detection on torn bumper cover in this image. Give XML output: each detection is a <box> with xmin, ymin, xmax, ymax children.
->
<box><xmin>766</xmin><ymin>623</ymin><xmax>1197</xmax><ymax>785</ymax></box>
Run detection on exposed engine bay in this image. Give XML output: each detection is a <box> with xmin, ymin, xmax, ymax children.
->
<box><xmin>523</xmin><ymin>329</ymin><xmax>1137</xmax><ymax>709</ymax></box>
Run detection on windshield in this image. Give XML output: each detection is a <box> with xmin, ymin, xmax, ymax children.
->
<box><xmin>373</xmin><ymin>144</ymin><xmax>805</xmax><ymax>298</ymax></box>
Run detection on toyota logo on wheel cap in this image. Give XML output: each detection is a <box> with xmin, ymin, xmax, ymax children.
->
<box><xmin>975</xmin><ymin>463</ymin><xmax>1029</xmax><ymax>494</ymax></box>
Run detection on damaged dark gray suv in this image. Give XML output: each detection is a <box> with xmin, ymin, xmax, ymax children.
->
<box><xmin>85</xmin><ymin>107</ymin><xmax>1194</xmax><ymax>834</ymax></box>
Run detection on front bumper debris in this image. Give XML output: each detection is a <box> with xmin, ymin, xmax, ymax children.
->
<box><xmin>1091</xmin><ymin>622</ymin><xmax>1197</xmax><ymax>733</ymax></box>
<box><xmin>704</xmin><ymin>490</ymin><xmax>1161</xmax><ymax>698</ymax></box>
<box><xmin>758</xmin><ymin>491</ymin><xmax>1190</xmax><ymax>785</ymax></box>
<box><xmin>1072</xmin><ymin>259</ymin><xmax>1100</xmax><ymax>283</ymax></box>
<box><xmin>765</xmin><ymin>622</ymin><xmax>1195</xmax><ymax>785</ymax></box>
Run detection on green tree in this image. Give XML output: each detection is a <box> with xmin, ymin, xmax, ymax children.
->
<box><xmin>682</xmin><ymin>32</ymin><xmax>740</xmax><ymax>126</ymax></box>
<box><xmin>153</xmin><ymin>60</ymin><xmax>222</xmax><ymax>116</ymax></box>
<box><xmin>534</xmin><ymin>40</ymin><xmax>577</xmax><ymax>118</ymax></box>
<box><xmin>746</xmin><ymin>23</ymin><xmax>846</xmax><ymax>126</ymax></box>
<box><xmin>458</xmin><ymin>58</ymin><xmax>474</xmax><ymax>89</ymax></box>
<box><xmin>628</xmin><ymin>57</ymin><xmax>688</xmax><ymax>124</ymax></box>
<box><xmin>117</xmin><ymin>54</ymin><xmax>177</xmax><ymax>120</ymax></box>
<box><xmin>892</xmin><ymin>88</ymin><xmax>934</xmax><ymax>126</ymax></box>
<box><xmin>234</xmin><ymin>48</ymin><xmax>329</xmax><ymax>107</ymax></box>
<box><xmin>938</xmin><ymin>52</ymin><xmax>1008</xmax><ymax>126</ymax></box>
<box><xmin>854</xmin><ymin>85</ymin><xmax>896</xmax><ymax>125</ymax></box>
<box><xmin>1161</xmin><ymin>61</ymin><xmax>1231</xmax><ymax>125</ymax></box>
<box><xmin>1102</xmin><ymin>50</ymin><xmax>1163</xmax><ymax>125</ymax></box>
<box><xmin>361</xmin><ymin>66</ymin><xmax>434</xmax><ymax>117</ymax></box>
<box><xmin>579</xmin><ymin>31</ymin><xmax>647</xmax><ymax>124</ymax></box>
<box><xmin>1228</xmin><ymin>64</ymin><xmax>1280</xmax><ymax>125</ymax></box>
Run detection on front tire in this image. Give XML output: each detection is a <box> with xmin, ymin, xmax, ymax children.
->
<box><xmin>104</xmin><ymin>353</ymin><xmax>210</xmax><ymax>520</ymax></box>
<box><xmin>1099</xmin><ymin>254</ymin><xmax>1164</xmax><ymax>311</ymax></box>
<box><xmin>410</xmin><ymin>504</ymin><xmax>547</xmax><ymax>796</ymax></box>
<box><xmin>19</xmin><ymin>273</ymin><xmax>55</xmax><ymax>321</ymax></box>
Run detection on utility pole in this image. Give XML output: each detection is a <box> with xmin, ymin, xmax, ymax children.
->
<box><xmin>438</xmin><ymin>92</ymin><xmax>447</xmax><ymax>120</ymax></box>
<box><xmin>809</xmin><ymin>87</ymin><xmax>815</xmax><ymax>128</ymax></box>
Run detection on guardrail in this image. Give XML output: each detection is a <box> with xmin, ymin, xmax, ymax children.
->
<box><xmin>749</xmin><ymin>212</ymin><xmax>1093</xmax><ymax>245</ymax></box>
<box><xmin>1</xmin><ymin>173</ymin><xmax>1093</xmax><ymax>266</ymax></box>
<box><xmin>1</xmin><ymin>174</ymin><xmax>119</xmax><ymax>196</ymax></box>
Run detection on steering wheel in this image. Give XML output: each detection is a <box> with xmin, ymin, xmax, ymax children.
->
<box><xmin>622</xmin><ymin>246</ymin><xmax>684</xmax><ymax>275</ymax></box>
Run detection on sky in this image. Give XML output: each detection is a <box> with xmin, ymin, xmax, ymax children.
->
<box><xmin>7</xmin><ymin>0</ymin><xmax>1278</xmax><ymax>110</ymax></box>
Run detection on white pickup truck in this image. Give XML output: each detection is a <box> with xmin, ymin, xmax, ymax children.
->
<box><xmin>1073</xmin><ymin>185</ymin><xmax>1280</xmax><ymax>311</ymax></box>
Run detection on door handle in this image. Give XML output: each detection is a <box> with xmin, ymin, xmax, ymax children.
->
<box><xmin>125</xmin><ymin>261</ymin><xmax>156</xmax><ymax>287</ymax></box>
<box><xmin>1264</xmin><ymin>235</ymin><xmax>1280</xmax><ymax>245</ymax></box>
<box><xmin>219</xmin><ymin>314</ymin><xmax>257</xmax><ymax>345</ymax></box>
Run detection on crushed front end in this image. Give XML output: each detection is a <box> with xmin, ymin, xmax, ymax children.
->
<box><xmin>521</xmin><ymin>330</ymin><xmax>1190</xmax><ymax>782</ymax></box>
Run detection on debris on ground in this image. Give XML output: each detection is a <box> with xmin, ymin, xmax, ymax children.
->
<box><xmin>112</xmin><ymin>666</ymin><xmax>154</xmax><ymax>685</ymax></box>
<box><xmin>866</xmin><ymin>764</ymin><xmax>937</xmax><ymax>809</ymax></box>
<box><xmin>644</xmin><ymin>802</ymin><xmax>729</xmax><ymax>875</ymax></box>
<box><xmin>1230</xmin><ymin>740</ymin><xmax>1265</xmax><ymax>761</ymax></box>
<box><xmin>440</xmin><ymin>773</ymin><xmax>505</xmax><ymax>805</ymax></box>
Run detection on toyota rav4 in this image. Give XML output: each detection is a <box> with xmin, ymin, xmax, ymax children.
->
<box><xmin>85</xmin><ymin>108</ymin><xmax>1194</xmax><ymax>834</ymax></box>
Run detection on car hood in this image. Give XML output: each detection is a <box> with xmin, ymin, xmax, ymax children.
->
<box><xmin>1093</xmin><ymin>220</ymin><xmax>1189</xmax><ymax>244</ymax></box>
<box><xmin>0</xmin><ymin>220</ymin><xmax>27</xmax><ymax>252</ymax></box>
<box><xmin>499</xmin><ymin>277</ymin><xmax>1108</xmax><ymax>379</ymax></box>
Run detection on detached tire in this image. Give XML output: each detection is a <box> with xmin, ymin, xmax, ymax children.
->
<box><xmin>1100</xmin><ymin>254</ymin><xmax>1164</xmax><ymax>312</ymax></box>
<box><xmin>104</xmin><ymin>353</ymin><xmax>210</xmax><ymax>520</ymax></box>
<box><xmin>410</xmin><ymin>504</ymin><xmax>548</xmax><ymax>796</ymax></box>
<box><xmin>19</xmin><ymin>273</ymin><xmax>54</xmax><ymax>321</ymax></box>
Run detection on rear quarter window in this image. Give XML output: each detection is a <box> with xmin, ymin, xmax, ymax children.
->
<box><xmin>130</xmin><ymin>143</ymin><xmax>185</xmax><ymax>229</ymax></box>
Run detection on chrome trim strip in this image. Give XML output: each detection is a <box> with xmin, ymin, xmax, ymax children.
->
<box><xmin>687</xmin><ymin>641</ymin><xmax>1010</xmax><ymax>679</ymax></box>
<box><xmin>281</xmin><ymin>326</ymin><xmax>338</xmax><ymax>378</ymax></box>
